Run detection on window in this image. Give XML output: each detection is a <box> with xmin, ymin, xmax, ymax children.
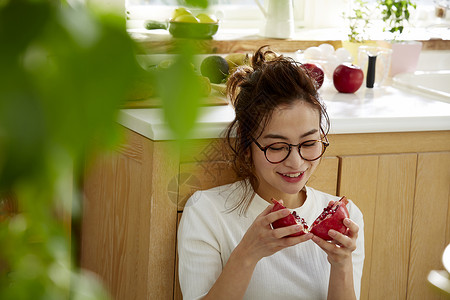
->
<box><xmin>125</xmin><ymin>0</ymin><xmax>447</xmax><ymax>35</ymax></box>
<box><xmin>126</xmin><ymin>0</ymin><xmax>291</xmax><ymax>30</ymax></box>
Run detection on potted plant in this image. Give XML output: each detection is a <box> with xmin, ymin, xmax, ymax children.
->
<box><xmin>342</xmin><ymin>0</ymin><xmax>377</xmax><ymax>63</ymax></box>
<box><xmin>377</xmin><ymin>0</ymin><xmax>422</xmax><ymax>76</ymax></box>
<box><xmin>378</xmin><ymin>0</ymin><xmax>416</xmax><ymax>40</ymax></box>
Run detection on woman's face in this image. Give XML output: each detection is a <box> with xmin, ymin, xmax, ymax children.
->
<box><xmin>251</xmin><ymin>100</ymin><xmax>322</xmax><ymax>203</ymax></box>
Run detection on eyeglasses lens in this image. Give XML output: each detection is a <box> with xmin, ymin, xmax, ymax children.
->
<box><xmin>265</xmin><ymin>141</ymin><xmax>324</xmax><ymax>163</ymax></box>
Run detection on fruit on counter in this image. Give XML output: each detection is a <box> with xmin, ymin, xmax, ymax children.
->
<box><xmin>197</xmin><ymin>75</ymin><xmax>212</xmax><ymax>97</ymax></box>
<box><xmin>301</xmin><ymin>63</ymin><xmax>324</xmax><ymax>89</ymax></box>
<box><xmin>173</xmin><ymin>14</ymin><xmax>199</xmax><ymax>23</ymax></box>
<box><xmin>270</xmin><ymin>196</ymin><xmax>350</xmax><ymax>240</ymax></box>
<box><xmin>200</xmin><ymin>55</ymin><xmax>229</xmax><ymax>84</ymax></box>
<box><xmin>196</xmin><ymin>13</ymin><xmax>218</xmax><ymax>23</ymax></box>
<box><xmin>126</xmin><ymin>60</ymin><xmax>212</xmax><ymax>100</ymax></box>
<box><xmin>171</xmin><ymin>7</ymin><xmax>218</xmax><ymax>24</ymax></box>
<box><xmin>333</xmin><ymin>63</ymin><xmax>364</xmax><ymax>93</ymax></box>
<box><xmin>172</xmin><ymin>7</ymin><xmax>193</xmax><ymax>20</ymax></box>
<box><xmin>224</xmin><ymin>53</ymin><xmax>250</xmax><ymax>74</ymax></box>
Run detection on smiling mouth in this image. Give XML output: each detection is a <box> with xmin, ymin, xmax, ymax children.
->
<box><xmin>280</xmin><ymin>172</ymin><xmax>304</xmax><ymax>178</ymax></box>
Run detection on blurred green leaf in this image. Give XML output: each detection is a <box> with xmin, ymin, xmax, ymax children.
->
<box><xmin>0</xmin><ymin>0</ymin><xmax>141</xmax><ymax>299</ymax></box>
<box><xmin>0</xmin><ymin>0</ymin><xmax>209</xmax><ymax>298</ymax></box>
<box><xmin>158</xmin><ymin>43</ymin><xmax>202</xmax><ymax>140</ymax></box>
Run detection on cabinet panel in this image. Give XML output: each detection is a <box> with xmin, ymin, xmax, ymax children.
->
<box><xmin>339</xmin><ymin>155</ymin><xmax>379</xmax><ymax>300</ymax></box>
<box><xmin>82</xmin><ymin>151</ymin><xmax>150</xmax><ymax>299</ymax></box>
<box><xmin>407</xmin><ymin>152</ymin><xmax>450</xmax><ymax>300</ymax></box>
<box><xmin>81</xmin><ymin>129</ymin><xmax>180</xmax><ymax>300</ymax></box>
<box><xmin>339</xmin><ymin>154</ymin><xmax>417</xmax><ymax>300</ymax></box>
<box><xmin>147</xmin><ymin>142</ymin><xmax>180</xmax><ymax>299</ymax></box>
<box><xmin>308</xmin><ymin>156</ymin><xmax>339</xmax><ymax>196</ymax></box>
<box><xmin>369</xmin><ymin>154</ymin><xmax>417</xmax><ymax>300</ymax></box>
<box><xmin>178</xmin><ymin>161</ymin><xmax>238</xmax><ymax>210</ymax></box>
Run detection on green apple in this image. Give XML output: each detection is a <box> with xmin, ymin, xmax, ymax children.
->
<box><xmin>172</xmin><ymin>7</ymin><xmax>192</xmax><ymax>20</ymax></box>
<box><xmin>173</xmin><ymin>14</ymin><xmax>199</xmax><ymax>23</ymax></box>
<box><xmin>196</xmin><ymin>13</ymin><xmax>218</xmax><ymax>23</ymax></box>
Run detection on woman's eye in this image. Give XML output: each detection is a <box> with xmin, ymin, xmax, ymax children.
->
<box><xmin>269</xmin><ymin>144</ymin><xmax>288</xmax><ymax>151</ymax></box>
<box><xmin>302</xmin><ymin>141</ymin><xmax>317</xmax><ymax>147</ymax></box>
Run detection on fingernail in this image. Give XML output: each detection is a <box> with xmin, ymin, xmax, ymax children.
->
<box><xmin>328</xmin><ymin>230</ymin><xmax>336</xmax><ymax>237</ymax></box>
<box><xmin>344</xmin><ymin>218</ymin><xmax>351</xmax><ymax>225</ymax></box>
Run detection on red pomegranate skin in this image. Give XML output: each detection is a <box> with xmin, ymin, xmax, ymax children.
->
<box><xmin>301</xmin><ymin>63</ymin><xmax>325</xmax><ymax>89</ymax></box>
<box><xmin>309</xmin><ymin>196</ymin><xmax>349</xmax><ymax>241</ymax></box>
<box><xmin>270</xmin><ymin>199</ymin><xmax>306</xmax><ymax>237</ymax></box>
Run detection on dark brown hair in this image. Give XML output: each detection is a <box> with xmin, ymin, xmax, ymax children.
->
<box><xmin>224</xmin><ymin>45</ymin><xmax>330</xmax><ymax>214</ymax></box>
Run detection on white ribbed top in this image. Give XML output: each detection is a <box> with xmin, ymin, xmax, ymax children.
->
<box><xmin>177</xmin><ymin>181</ymin><xmax>365</xmax><ymax>300</ymax></box>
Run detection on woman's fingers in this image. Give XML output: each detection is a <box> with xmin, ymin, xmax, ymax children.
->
<box><xmin>282</xmin><ymin>231</ymin><xmax>313</xmax><ymax>246</ymax></box>
<box><xmin>271</xmin><ymin>224</ymin><xmax>306</xmax><ymax>238</ymax></box>
<box><xmin>343</xmin><ymin>218</ymin><xmax>359</xmax><ymax>238</ymax></box>
<box><xmin>261</xmin><ymin>207</ymin><xmax>291</xmax><ymax>226</ymax></box>
<box><xmin>312</xmin><ymin>218</ymin><xmax>358</xmax><ymax>252</ymax></box>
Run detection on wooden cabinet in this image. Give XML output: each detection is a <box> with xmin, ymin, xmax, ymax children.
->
<box><xmin>81</xmin><ymin>127</ymin><xmax>450</xmax><ymax>300</ymax></box>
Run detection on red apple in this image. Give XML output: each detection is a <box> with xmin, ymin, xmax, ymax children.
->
<box><xmin>333</xmin><ymin>63</ymin><xmax>364</xmax><ymax>93</ymax></box>
<box><xmin>301</xmin><ymin>63</ymin><xmax>324</xmax><ymax>89</ymax></box>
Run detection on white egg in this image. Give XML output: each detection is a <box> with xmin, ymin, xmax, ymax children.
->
<box><xmin>323</xmin><ymin>55</ymin><xmax>339</xmax><ymax>79</ymax></box>
<box><xmin>304</xmin><ymin>47</ymin><xmax>323</xmax><ymax>60</ymax></box>
<box><xmin>335</xmin><ymin>47</ymin><xmax>353</xmax><ymax>63</ymax></box>
<box><xmin>319</xmin><ymin>43</ymin><xmax>335</xmax><ymax>57</ymax></box>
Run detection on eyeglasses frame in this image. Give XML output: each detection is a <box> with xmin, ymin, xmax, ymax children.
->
<box><xmin>252</xmin><ymin>134</ymin><xmax>330</xmax><ymax>164</ymax></box>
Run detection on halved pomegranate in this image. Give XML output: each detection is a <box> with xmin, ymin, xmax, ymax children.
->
<box><xmin>271</xmin><ymin>199</ymin><xmax>309</xmax><ymax>237</ymax></box>
<box><xmin>270</xmin><ymin>196</ymin><xmax>349</xmax><ymax>240</ymax></box>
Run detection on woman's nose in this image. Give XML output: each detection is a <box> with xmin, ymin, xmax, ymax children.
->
<box><xmin>283</xmin><ymin>147</ymin><xmax>307</xmax><ymax>168</ymax></box>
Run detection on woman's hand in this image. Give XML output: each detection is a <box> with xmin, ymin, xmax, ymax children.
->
<box><xmin>236</xmin><ymin>203</ymin><xmax>313</xmax><ymax>266</ymax></box>
<box><xmin>311</xmin><ymin>205</ymin><xmax>359</xmax><ymax>300</ymax></box>
<box><xmin>203</xmin><ymin>203</ymin><xmax>313</xmax><ymax>300</ymax></box>
<box><xmin>312</xmin><ymin>217</ymin><xmax>359</xmax><ymax>267</ymax></box>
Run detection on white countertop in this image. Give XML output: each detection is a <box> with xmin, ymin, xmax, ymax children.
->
<box><xmin>118</xmin><ymin>80</ymin><xmax>450</xmax><ymax>141</ymax></box>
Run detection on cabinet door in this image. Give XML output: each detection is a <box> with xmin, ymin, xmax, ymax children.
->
<box><xmin>308</xmin><ymin>156</ymin><xmax>339</xmax><ymax>196</ymax></box>
<box><xmin>407</xmin><ymin>152</ymin><xmax>450</xmax><ymax>300</ymax></box>
<box><xmin>338</xmin><ymin>155</ymin><xmax>379</xmax><ymax>300</ymax></box>
<box><xmin>81</xmin><ymin>129</ymin><xmax>180</xmax><ymax>300</ymax></box>
<box><xmin>178</xmin><ymin>161</ymin><xmax>238</xmax><ymax>209</ymax></box>
<box><xmin>339</xmin><ymin>154</ymin><xmax>417</xmax><ymax>300</ymax></box>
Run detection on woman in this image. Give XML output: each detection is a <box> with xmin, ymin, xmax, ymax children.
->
<box><xmin>178</xmin><ymin>46</ymin><xmax>364</xmax><ymax>300</ymax></box>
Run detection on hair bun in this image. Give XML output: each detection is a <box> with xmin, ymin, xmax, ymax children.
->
<box><xmin>251</xmin><ymin>45</ymin><xmax>279</xmax><ymax>69</ymax></box>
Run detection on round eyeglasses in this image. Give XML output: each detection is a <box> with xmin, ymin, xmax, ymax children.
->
<box><xmin>253</xmin><ymin>136</ymin><xmax>329</xmax><ymax>164</ymax></box>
